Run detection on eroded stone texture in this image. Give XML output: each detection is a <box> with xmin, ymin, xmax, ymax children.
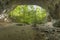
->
<box><xmin>0</xmin><ymin>23</ymin><xmax>60</xmax><ymax>40</ymax></box>
<box><xmin>0</xmin><ymin>0</ymin><xmax>60</xmax><ymax>40</ymax></box>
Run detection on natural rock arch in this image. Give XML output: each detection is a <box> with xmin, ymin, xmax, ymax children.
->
<box><xmin>0</xmin><ymin>0</ymin><xmax>60</xmax><ymax>27</ymax></box>
<box><xmin>0</xmin><ymin>0</ymin><xmax>60</xmax><ymax>40</ymax></box>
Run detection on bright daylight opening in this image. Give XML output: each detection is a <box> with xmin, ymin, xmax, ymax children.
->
<box><xmin>8</xmin><ymin>5</ymin><xmax>47</xmax><ymax>25</ymax></box>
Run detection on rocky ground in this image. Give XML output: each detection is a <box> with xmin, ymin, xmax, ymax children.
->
<box><xmin>0</xmin><ymin>22</ymin><xmax>60</xmax><ymax>40</ymax></box>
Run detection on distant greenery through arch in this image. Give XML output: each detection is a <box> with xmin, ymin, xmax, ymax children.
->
<box><xmin>9</xmin><ymin>5</ymin><xmax>47</xmax><ymax>24</ymax></box>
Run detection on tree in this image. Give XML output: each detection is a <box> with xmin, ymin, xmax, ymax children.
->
<box><xmin>9</xmin><ymin>5</ymin><xmax>46</xmax><ymax>25</ymax></box>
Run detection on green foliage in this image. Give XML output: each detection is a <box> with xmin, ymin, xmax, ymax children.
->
<box><xmin>9</xmin><ymin>5</ymin><xmax>46</xmax><ymax>24</ymax></box>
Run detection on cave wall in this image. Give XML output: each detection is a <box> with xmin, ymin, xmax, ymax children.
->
<box><xmin>0</xmin><ymin>0</ymin><xmax>60</xmax><ymax>40</ymax></box>
<box><xmin>0</xmin><ymin>0</ymin><xmax>60</xmax><ymax>27</ymax></box>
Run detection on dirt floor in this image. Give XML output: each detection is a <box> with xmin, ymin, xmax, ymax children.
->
<box><xmin>0</xmin><ymin>22</ymin><xmax>60</xmax><ymax>40</ymax></box>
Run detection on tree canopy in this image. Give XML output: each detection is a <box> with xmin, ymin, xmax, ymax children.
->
<box><xmin>8</xmin><ymin>5</ymin><xmax>46</xmax><ymax>24</ymax></box>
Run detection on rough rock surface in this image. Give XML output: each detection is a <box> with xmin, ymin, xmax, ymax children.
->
<box><xmin>0</xmin><ymin>23</ymin><xmax>60</xmax><ymax>40</ymax></box>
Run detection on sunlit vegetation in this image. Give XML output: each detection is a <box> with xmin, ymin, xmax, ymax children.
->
<box><xmin>9</xmin><ymin>5</ymin><xmax>47</xmax><ymax>24</ymax></box>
